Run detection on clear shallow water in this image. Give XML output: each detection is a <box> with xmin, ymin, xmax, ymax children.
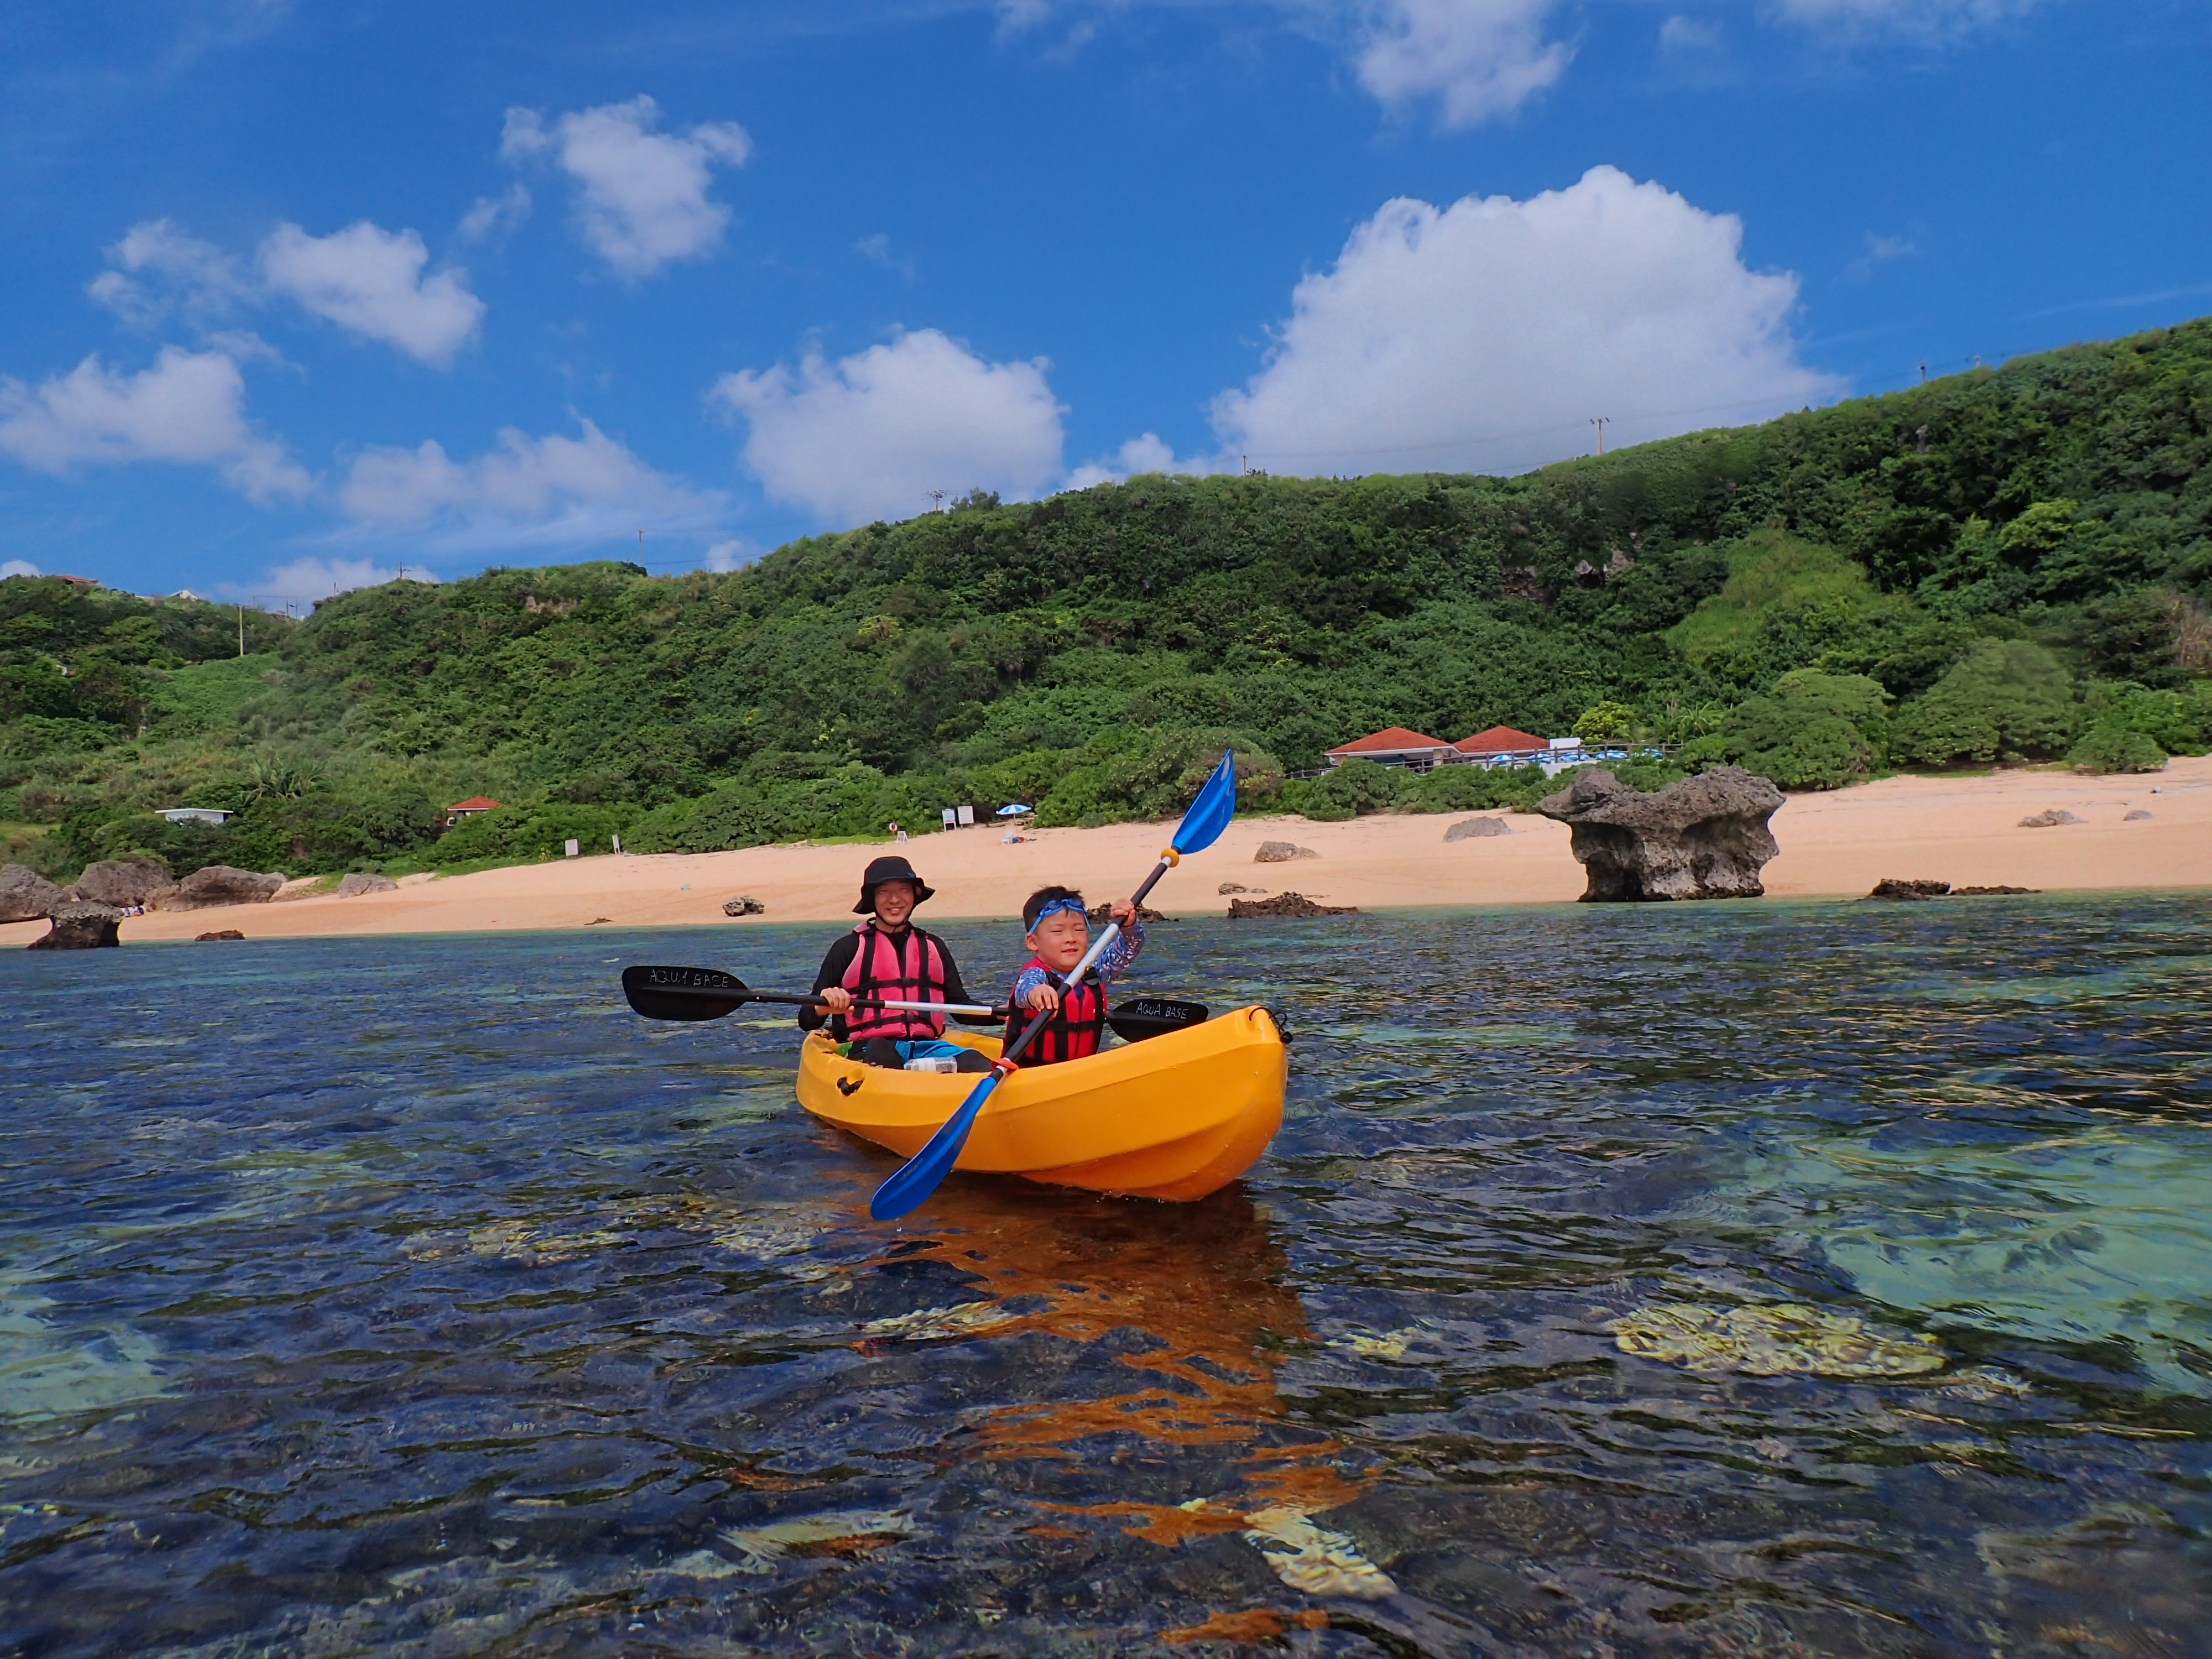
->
<box><xmin>3</xmin><ymin>897</ymin><xmax>2210</xmax><ymax>1657</ymax></box>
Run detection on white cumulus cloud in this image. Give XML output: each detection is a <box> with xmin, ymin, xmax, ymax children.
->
<box><xmin>1353</xmin><ymin>0</ymin><xmax>1573</xmax><ymax>127</ymax></box>
<box><xmin>2</xmin><ymin>559</ymin><xmax>40</xmax><ymax>580</ymax></box>
<box><xmin>711</xmin><ymin>328</ymin><xmax>1067</xmax><ymax>525</ymax></box>
<box><xmin>87</xmin><ymin>218</ymin><xmax>254</xmax><ymax>326</ymax></box>
<box><xmin>226</xmin><ymin>557</ymin><xmax>434</xmax><ymax>606</ymax></box>
<box><xmin>87</xmin><ymin>216</ymin><xmax>482</xmax><ymax>367</ymax></box>
<box><xmin>1065</xmin><ymin>432</ymin><xmax>1209</xmax><ymax>490</ymax></box>
<box><xmin>459</xmin><ymin>182</ymin><xmax>532</xmax><ymax>243</ymax></box>
<box><xmin>337</xmin><ymin>418</ymin><xmax>722</xmax><ymax>551</ymax></box>
<box><xmin>259</xmin><ymin>222</ymin><xmax>485</xmax><ymax>367</ymax></box>
<box><xmin>502</xmin><ymin>96</ymin><xmax>752</xmax><ymax>279</ymax></box>
<box><xmin>1204</xmin><ymin>165</ymin><xmax>1843</xmax><ymax>477</ymax></box>
<box><xmin>0</xmin><ymin>346</ymin><xmax>311</xmax><ymax>502</ymax></box>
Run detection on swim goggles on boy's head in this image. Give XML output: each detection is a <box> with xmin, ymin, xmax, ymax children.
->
<box><xmin>1026</xmin><ymin>896</ymin><xmax>1088</xmax><ymax>931</ymax></box>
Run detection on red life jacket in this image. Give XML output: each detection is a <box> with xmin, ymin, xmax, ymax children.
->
<box><xmin>839</xmin><ymin>922</ymin><xmax>951</xmax><ymax>1041</ymax></box>
<box><xmin>1003</xmin><ymin>957</ymin><xmax>1105</xmax><ymax>1065</ymax></box>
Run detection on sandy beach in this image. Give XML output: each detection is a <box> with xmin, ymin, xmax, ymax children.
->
<box><xmin>6</xmin><ymin>757</ymin><xmax>2208</xmax><ymax>947</ymax></box>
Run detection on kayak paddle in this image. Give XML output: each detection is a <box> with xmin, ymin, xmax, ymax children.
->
<box><xmin>623</xmin><ymin>965</ymin><xmax>1005</xmax><ymax>1023</ymax></box>
<box><xmin>869</xmin><ymin>750</ymin><xmax>1240</xmax><ymax>1220</ymax></box>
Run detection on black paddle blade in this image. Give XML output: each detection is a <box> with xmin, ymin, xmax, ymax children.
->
<box><xmin>622</xmin><ymin>964</ymin><xmax>750</xmax><ymax>1021</ymax></box>
<box><xmin>1106</xmin><ymin>997</ymin><xmax>1209</xmax><ymax>1044</ymax></box>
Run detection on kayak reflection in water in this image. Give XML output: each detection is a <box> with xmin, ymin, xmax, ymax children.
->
<box><xmin>802</xmin><ymin>854</ymin><xmax>996</xmax><ymax>1072</ymax></box>
<box><xmin>833</xmin><ymin>1181</ymin><xmax>1444</xmax><ymax>1636</ymax></box>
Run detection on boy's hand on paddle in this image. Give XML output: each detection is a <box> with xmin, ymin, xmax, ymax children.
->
<box><xmin>1108</xmin><ymin>898</ymin><xmax>1136</xmax><ymax>926</ymax></box>
<box><xmin>1025</xmin><ymin>983</ymin><xmax>1061</xmax><ymax>1013</ymax></box>
<box><xmin>818</xmin><ymin>987</ymin><xmax>854</xmax><ymax>1014</ymax></box>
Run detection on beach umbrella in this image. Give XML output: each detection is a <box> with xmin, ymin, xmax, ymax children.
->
<box><xmin>996</xmin><ymin>803</ymin><xmax>1032</xmax><ymax>815</ymax></box>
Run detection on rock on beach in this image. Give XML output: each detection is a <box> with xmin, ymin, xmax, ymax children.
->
<box><xmin>28</xmin><ymin>900</ymin><xmax>123</xmax><ymax>950</ymax></box>
<box><xmin>0</xmin><ymin>864</ymin><xmax>65</xmax><ymax>923</ymax></box>
<box><xmin>1254</xmin><ymin>841</ymin><xmax>1319</xmax><ymax>864</ymax></box>
<box><xmin>338</xmin><ymin>872</ymin><xmax>399</xmax><ymax>896</ymax></box>
<box><xmin>1537</xmin><ymin>766</ymin><xmax>1783</xmax><ymax>902</ymax></box>
<box><xmin>1227</xmin><ymin>891</ymin><xmax>1358</xmax><ymax>918</ymax></box>
<box><xmin>2018</xmin><ymin>808</ymin><xmax>2084</xmax><ymax>828</ymax></box>
<box><xmin>152</xmin><ymin>866</ymin><xmax>286</xmax><ymax>911</ymax></box>
<box><xmin>1443</xmin><ymin>816</ymin><xmax>1509</xmax><ymax>842</ymax></box>
<box><xmin>72</xmin><ymin>858</ymin><xmax>178</xmax><ymax>908</ymax></box>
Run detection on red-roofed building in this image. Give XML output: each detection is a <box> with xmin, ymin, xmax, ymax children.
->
<box><xmin>445</xmin><ymin>796</ymin><xmax>505</xmax><ymax>828</ymax></box>
<box><xmin>1325</xmin><ymin>727</ymin><xmax>1457</xmax><ymax>769</ymax></box>
<box><xmin>1455</xmin><ymin>725</ymin><xmax>1548</xmax><ymax>758</ymax></box>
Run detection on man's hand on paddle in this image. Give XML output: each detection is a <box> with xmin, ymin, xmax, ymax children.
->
<box><xmin>817</xmin><ymin>987</ymin><xmax>855</xmax><ymax>1014</ymax></box>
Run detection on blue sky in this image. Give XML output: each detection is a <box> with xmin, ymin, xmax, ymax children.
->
<box><xmin>2</xmin><ymin>0</ymin><xmax>2206</xmax><ymax>604</ymax></box>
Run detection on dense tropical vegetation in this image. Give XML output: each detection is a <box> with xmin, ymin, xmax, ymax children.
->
<box><xmin>5</xmin><ymin>317</ymin><xmax>2209</xmax><ymax>882</ymax></box>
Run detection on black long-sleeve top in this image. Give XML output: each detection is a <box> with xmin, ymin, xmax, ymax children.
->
<box><xmin>797</xmin><ymin>924</ymin><xmax>999</xmax><ymax>1039</ymax></box>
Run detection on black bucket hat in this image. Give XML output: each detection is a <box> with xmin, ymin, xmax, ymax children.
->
<box><xmin>854</xmin><ymin>854</ymin><xmax>935</xmax><ymax>915</ymax></box>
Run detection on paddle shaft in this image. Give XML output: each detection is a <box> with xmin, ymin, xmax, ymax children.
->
<box><xmin>640</xmin><ymin>982</ymin><xmax>1001</xmax><ymax>1017</ymax></box>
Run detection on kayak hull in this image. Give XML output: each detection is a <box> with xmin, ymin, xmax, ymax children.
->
<box><xmin>795</xmin><ymin>1005</ymin><xmax>1287</xmax><ymax>1202</ymax></box>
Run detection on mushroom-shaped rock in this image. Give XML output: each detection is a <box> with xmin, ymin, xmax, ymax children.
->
<box><xmin>28</xmin><ymin>900</ymin><xmax>123</xmax><ymax>950</ymax></box>
<box><xmin>73</xmin><ymin>858</ymin><xmax>178</xmax><ymax>908</ymax></box>
<box><xmin>722</xmin><ymin>894</ymin><xmax>766</xmax><ymax>917</ymax></box>
<box><xmin>1536</xmin><ymin>766</ymin><xmax>1783</xmax><ymax>902</ymax></box>
<box><xmin>152</xmin><ymin>865</ymin><xmax>286</xmax><ymax>911</ymax></box>
<box><xmin>1</xmin><ymin>864</ymin><xmax>65</xmax><ymax>923</ymax></box>
<box><xmin>337</xmin><ymin>872</ymin><xmax>399</xmax><ymax>896</ymax></box>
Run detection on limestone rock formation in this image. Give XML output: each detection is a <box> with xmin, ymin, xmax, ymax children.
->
<box><xmin>195</xmin><ymin>929</ymin><xmax>247</xmax><ymax>942</ymax></box>
<box><xmin>337</xmin><ymin>872</ymin><xmax>400</xmax><ymax>896</ymax></box>
<box><xmin>1086</xmin><ymin>901</ymin><xmax>1169</xmax><ymax>923</ymax></box>
<box><xmin>1955</xmin><ymin>885</ymin><xmax>2038</xmax><ymax>895</ymax></box>
<box><xmin>72</xmin><ymin>858</ymin><xmax>177</xmax><ymax>908</ymax></box>
<box><xmin>1218</xmin><ymin>881</ymin><xmax>1268</xmax><ymax>895</ymax></box>
<box><xmin>1536</xmin><ymin>766</ymin><xmax>1783</xmax><ymax>902</ymax></box>
<box><xmin>1227</xmin><ymin>891</ymin><xmax>1357</xmax><ymax>918</ymax></box>
<box><xmin>28</xmin><ymin>900</ymin><xmax>123</xmax><ymax>950</ymax></box>
<box><xmin>1443</xmin><ymin>816</ymin><xmax>1509</xmax><ymax>842</ymax></box>
<box><xmin>2124</xmin><ymin>808</ymin><xmax>2153</xmax><ymax>822</ymax></box>
<box><xmin>0</xmin><ymin>864</ymin><xmax>64</xmax><ymax>923</ymax></box>
<box><xmin>152</xmin><ymin>865</ymin><xmax>285</xmax><ymax>911</ymax></box>
<box><xmin>1254</xmin><ymin>841</ymin><xmax>1319</xmax><ymax>864</ymax></box>
<box><xmin>2018</xmin><ymin>808</ymin><xmax>2083</xmax><ymax>827</ymax></box>
<box><xmin>723</xmin><ymin>894</ymin><xmax>767</xmax><ymax>917</ymax></box>
<box><xmin>1869</xmin><ymin>878</ymin><xmax>1949</xmax><ymax>900</ymax></box>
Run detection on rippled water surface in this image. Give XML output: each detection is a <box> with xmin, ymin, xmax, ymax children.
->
<box><xmin>5</xmin><ymin>896</ymin><xmax>2211</xmax><ymax>1657</ymax></box>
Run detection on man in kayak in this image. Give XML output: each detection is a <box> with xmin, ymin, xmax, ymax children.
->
<box><xmin>1006</xmin><ymin>886</ymin><xmax>1145</xmax><ymax>1066</ymax></box>
<box><xmin>803</xmin><ymin>855</ymin><xmax>996</xmax><ymax>1072</ymax></box>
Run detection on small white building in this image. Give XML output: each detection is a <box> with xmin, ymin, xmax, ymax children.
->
<box><xmin>158</xmin><ymin>807</ymin><xmax>233</xmax><ymax>825</ymax></box>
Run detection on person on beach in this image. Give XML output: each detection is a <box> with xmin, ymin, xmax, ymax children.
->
<box><xmin>1004</xmin><ymin>886</ymin><xmax>1145</xmax><ymax>1066</ymax></box>
<box><xmin>802</xmin><ymin>855</ymin><xmax>995</xmax><ymax>1073</ymax></box>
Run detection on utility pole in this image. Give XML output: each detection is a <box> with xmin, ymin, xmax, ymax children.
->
<box><xmin>637</xmin><ymin>528</ymin><xmax>644</xmax><ymax>564</ymax></box>
<box><xmin>1590</xmin><ymin>416</ymin><xmax>1610</xmax><ymax>456</ymax></box>
<box><xmin>1919</xmin><ymin>361</ymin><xmax>1927</xmax><ymax>384</ymax></box>
<box><xmin>925</xmin><ymin>490</ymin><xmax>947</xmax><ymax>513</ymax></box>
<box><xmin>238</xmin><ymin>602</ymin><xmax>245</xmax><ymax>658</ymax></box>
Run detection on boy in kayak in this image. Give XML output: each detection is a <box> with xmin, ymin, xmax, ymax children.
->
<box><xmin>803</xmin><ymin>855</ymin><xmax>995</xmax><ymax>1073</ymax></box>
<box><xmin>1005</xmin><ymin>886</ymin><xmax>1144</xmax><ymax>1065</ymax></box>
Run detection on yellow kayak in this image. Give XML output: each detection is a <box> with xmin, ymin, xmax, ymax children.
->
<box><xmin>796</xmin><ymin>1006</ymin><xmax>1287</xmax><ymax>1202</ymax></box>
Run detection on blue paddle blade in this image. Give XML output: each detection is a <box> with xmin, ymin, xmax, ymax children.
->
<box><xmin>1171</xmin><ymin>750</ymin><xmax>1238</xmax><ymax>855</ymax></box>
<box><xmin>869</xmin><ymin>1069</ymin><xmax>1000</xmax><ymax>1220</ymax></box>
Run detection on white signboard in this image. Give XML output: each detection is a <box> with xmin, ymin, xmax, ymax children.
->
<box><xmin>564</xmin><ymin>838</ymin><xmax>580</xmax><ymax>858</ymax></box>
<box><xmin>956</xmin><ymin>804</ymin><xmax>974</xmax><ymax>827</ymax></box>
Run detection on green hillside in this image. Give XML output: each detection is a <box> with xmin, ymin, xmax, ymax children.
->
<box><xmin>6</xmin><ymin>317</ymin><xmax>2209</xmax><ymax>882</ymax></box>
